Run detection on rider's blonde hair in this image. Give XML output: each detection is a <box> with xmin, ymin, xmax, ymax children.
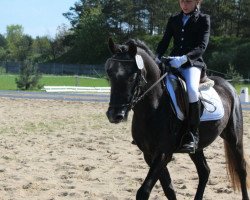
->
<box><xmin>196</xmin><ymin>0</ymin><xmax>202</xmax><ymax>9</ymax></box>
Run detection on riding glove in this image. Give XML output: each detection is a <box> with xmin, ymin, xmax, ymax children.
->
<box><xmin>168</xmin><ymin>55</ymin><xmax>188</xmax><ymax>68</ymax></box>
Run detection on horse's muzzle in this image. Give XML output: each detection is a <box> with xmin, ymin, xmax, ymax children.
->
<box><xmin>106</xmin><ymin>107</ymin><xmax>128</xmax><ymax>124</ymax></box>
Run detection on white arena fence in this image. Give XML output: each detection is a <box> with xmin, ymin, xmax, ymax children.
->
<box><xmin>43</xmin><ymin>86</ymin><xmax>110</xmax><ymax>93</ymax></box>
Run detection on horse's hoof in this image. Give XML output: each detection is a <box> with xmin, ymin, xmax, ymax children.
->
<box><xmin>136</xmin><ymin>188</ymin><xmax>150</xmax><ymax>200</ymax></box>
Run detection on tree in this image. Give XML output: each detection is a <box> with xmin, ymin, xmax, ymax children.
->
<box><xmin>31</xmin><ymin>36</ymin><xmax>52</xmax><ymax>62</ymax></box>
<box><xmin>63</xmin><ymin>0</ymin><xmax>85</xmax><ymax>28</ymax></box>
<box><xmin>225</xmin><ymin>64</ymin><xmax>243</xmax><ymax>86</ymax></box>
<box><xmin>61</xmin><ymin>4</ymin><xmax>110</xmax><ymax>64</ymax></box>
<box><xmin>0</xmin><ymin>34</ymin><xmax>7</xmax><ymax>47</ymax></box>
<box><xmin>64</xmin><ymin>0</ymin><xmax>178</xmax><ymax>39</ymax></box>
<box><xmin>61</xmin><ymin>0</ymin><xmax>179</xmax><ymax>63</ymax></box>
<box><xmin>6</xmin><ymin>25</ymin><xmax>32</xmax><ymax>61</ymax></box>
<box><xmin>0</xmin><ymin>34</ymin><xmax>7</xmax><ymax>60</ymax></box>
<box><xmin>235</xmin><ymin>0</ymin><xmax>250</xmax><ymax>37</ymax></box>
<box><xmin>232</xmin><ymin>42</ymin><xmax>250</xmax><ymax>77</ymax></box>
<box><xmin>15</xmin><ymin>60</ymin><xmax>42</xmax><ymax>90</ymax></box>
<box><xmin>202</xmin><ymin>0</ymin><xmax>250</xmax><ymax>37</ymax></box>
<box><xmin>50</xmin><ymin>24</ymin><xmax>72</xmax><ymax>60</ymax></box>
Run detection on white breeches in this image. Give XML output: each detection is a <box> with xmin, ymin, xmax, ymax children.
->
<box><xmin>178</xmin><ymin>66</ymin><xmax>202</xmax><ymax>103</ymax></box>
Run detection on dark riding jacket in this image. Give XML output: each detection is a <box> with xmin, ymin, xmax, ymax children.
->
<box><xmin>156</xmin><ymin>9</ymin><xmax>210</xmax><ymax>69</ymax></box>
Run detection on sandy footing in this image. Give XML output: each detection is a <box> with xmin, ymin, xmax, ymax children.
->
<box><xmin>0</xmin><ymin>98</ymin><xmax>249</xmax><ymax>199</ymax></box>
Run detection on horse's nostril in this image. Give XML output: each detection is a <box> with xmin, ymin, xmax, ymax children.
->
<box><xmin>106</xmin><ymin>108</ymin><xmax>126</xmax><ymax>123</ymax></box>
<box><xmin>115</xmin><ymin>114</ymin><xmax>125</xmax><ymax>121</ymax></box>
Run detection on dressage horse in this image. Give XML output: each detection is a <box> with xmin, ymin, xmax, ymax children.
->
<box><xmin>105</xmin><ymin>38</ymin><xmax>250</xmax><ymax>200</ymax></box>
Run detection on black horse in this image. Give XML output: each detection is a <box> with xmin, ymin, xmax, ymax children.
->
<box><xmin>105</xmin><ymin>38</ymin><xmax>250</xmax><ymax>200</ymax></box>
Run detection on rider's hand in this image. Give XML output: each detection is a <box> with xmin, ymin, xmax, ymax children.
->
<box><xmin>168</xmin><ymin>55</ymin><xmax>188</xmax><ymax>68</ymax></box>
<box><xmin>155</xmin><ymin>55</ymin><xmax>161</xmax><ymax>64</ymax></box>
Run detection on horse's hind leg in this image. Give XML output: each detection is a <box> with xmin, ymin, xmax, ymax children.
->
<box><xmin>189</xmin><ymin>150</ymin><xmax>210</xmax><ymax>200</ymax></box>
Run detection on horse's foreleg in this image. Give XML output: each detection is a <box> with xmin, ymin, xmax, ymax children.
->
<box><xmin>159</xmin><ymin>167</ymin><xmax>177</xmax><ymax>200</ymax></box>
<box><xmin>189</xmin><ymin>150</ymin><xmax>210</xmax><ymax>200</ymax></box>
<box><xmin>136</xmin><ymin>153</ymin><xmax>171</xmax><ymax>200</ymax></box>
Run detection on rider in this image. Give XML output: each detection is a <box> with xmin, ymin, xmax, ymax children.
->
<box><xmin>155</xmin><ymin>0</ymin><xmax>210</xmax><ymax>153</ymax></box>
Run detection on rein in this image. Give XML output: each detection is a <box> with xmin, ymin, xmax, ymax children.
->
<box><xmin>130</xmin><ymin>71</ymin><xmax>168</xmax><ymax>109</ymax></box>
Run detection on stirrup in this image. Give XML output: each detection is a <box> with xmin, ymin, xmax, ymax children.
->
<box><xmin>182</xmin><ymin>143</ymin><xmax>196</xmax><ymax>154</ymax></box>
<box><xmin>177</xmin><ymin>132</ymin><xmax>197</xmax><ymax>154</ymax></box>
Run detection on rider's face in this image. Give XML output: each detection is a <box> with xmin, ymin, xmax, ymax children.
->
<box><xmin>179</xmin><ymin>0</ymin><xmax>198</xmax><ymax>14</ymax></box>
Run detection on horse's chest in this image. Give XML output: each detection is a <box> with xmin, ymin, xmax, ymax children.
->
<box><xmin>132</xmin><ymin>125</ymin><xmax>163</xmax><ymax>153</ymax></box>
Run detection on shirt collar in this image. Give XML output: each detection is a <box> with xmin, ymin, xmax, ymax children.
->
<box><xmin>181</xmin><ymin>7</ymin><xmax>199</xmax><ymax>17</ymax></box>
<box><xmin>181</xmin><ymin>8</ymin><xmax>200</xmax><ymax>21</ymax></box>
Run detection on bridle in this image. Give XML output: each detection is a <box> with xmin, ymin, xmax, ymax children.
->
<box><xmin>107</xmin><ymin>55</ymin><xmax>168</xmax><ymax>111</ymax></box>
<box><xmin>107</xmin><ymin>56</ymin><xmax>144</xmax><ymax>110</ymax></box>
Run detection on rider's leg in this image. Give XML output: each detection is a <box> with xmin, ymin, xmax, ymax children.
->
<box><xmin>179</xmin><ymin>66</ymin><xmax>201</xmax><ymax>153</ymax></box>
<box><xmin>184</xmin><ymin>101</ymin><xmax>201</xmax><ymax>151</ymax></box>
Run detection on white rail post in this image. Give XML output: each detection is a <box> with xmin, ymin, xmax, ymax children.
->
<box><xmin>240</xmin><ymin>87</ymin><xmax>249</xmax><ymax>103</ymax></box>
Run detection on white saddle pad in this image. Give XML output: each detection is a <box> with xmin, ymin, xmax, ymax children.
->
<box><xmin>166</xmin><ymin>75</ymin><xmax>224</xmax><ymax>121</ymax></box>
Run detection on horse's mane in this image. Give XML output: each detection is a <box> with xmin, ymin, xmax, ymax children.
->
<box><xmin>125</xmin><ymin>39</ymin><xmax>155</xmax><ymax>59</ymax></box>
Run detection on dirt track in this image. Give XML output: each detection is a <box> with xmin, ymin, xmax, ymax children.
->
<box><xmin>0</xmin><ymin>98</ymin><xmax>249</xmax><ymax>200</ymax></box>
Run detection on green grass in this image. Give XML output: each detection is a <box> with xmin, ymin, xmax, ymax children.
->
<box><xmin>0</xmin><ymin>75</ymin><xmax>17</xmax><ymax>90</ymax></box>
<box><xmin>0</xmin><ymin>74</ymin><xmax>109</xmax><ymax>90</ymax></box>
<box><xmin>0</xmin><ymin>74</ymin><xmax>249</xmax><ymax>94</ymax></box>
<box><xmin>40</xmin><ymin>75</ymin><xmax>109</xmax><ymax>87</ymax></box>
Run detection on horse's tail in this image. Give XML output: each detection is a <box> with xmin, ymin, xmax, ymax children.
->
<box><xmin>224</xmin><ymin>140</ymin><xmax>250</xmax><ymax>191</ymax></box>
<box><xmin>222</xmin><ymin>79</ymin><xmax>250</xmax><ymax>191</ymax></box>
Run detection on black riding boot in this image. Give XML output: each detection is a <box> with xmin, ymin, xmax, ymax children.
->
<box><xmin>181</xmin><ymin>101</ymin><xmax>200</xmax><ymax>154</ymax></box>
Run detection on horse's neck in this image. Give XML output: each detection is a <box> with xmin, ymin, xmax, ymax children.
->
<box><xmin>136</xmin><ymin>50</ymin><xmax>168</xmax><ymax>113</ymax></box>
<box><xmin>136</xmin><ymin>66</ymin><xmax>175</xmax><ymax>118</ymax></box>
<box><xmin>135</xmin><ymin>75</ymin><xmax>165</xmax><ymax>114</ymax></box>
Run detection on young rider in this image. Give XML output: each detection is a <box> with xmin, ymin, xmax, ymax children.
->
<box><xmin>156</xmin><ymin>0</ymin><xmax>210</xmax><ymax>153</ymax></box>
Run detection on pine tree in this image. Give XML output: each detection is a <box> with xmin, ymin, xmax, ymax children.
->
<box><xmin>225</xmin><ymin>64</ymin><xmax>243</xmax><ymax>86</ymax></box>
<box><xmin>15</xmin><ymin>60</ymin><xmax>42</xmax><ymax>90</ymax></box>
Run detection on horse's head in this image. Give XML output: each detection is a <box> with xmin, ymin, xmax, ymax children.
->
<box><xmin>105</xmin><ymin>38</ymin><xmax>149</xmax><ymax>123</ymax></box>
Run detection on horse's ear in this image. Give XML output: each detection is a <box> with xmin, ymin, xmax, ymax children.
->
<box><xmin>127</xmin><ymin>40</ymin><xmax>137</xmax><ymax>57</ymax></box>
<box><xmin>108</xmin><ymin>38</ymin><xmax>116</xmax><ymax>54</ymax></box>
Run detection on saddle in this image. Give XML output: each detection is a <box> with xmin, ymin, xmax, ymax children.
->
<box><xmin>163</xmin><ymin>68</ymin><xmax>224</xmax><ymax>153</ymax></box>
<box><xmin>165</xmin><ymin>71</ymin><xmax>215</xmax><ymax>119</ymax></box>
